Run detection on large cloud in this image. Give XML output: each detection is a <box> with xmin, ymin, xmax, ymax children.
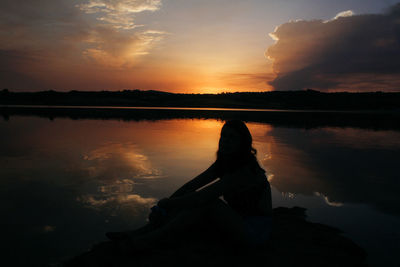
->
<box><xmin>266</xmin><ymin>4</ymin><xmax>400</xmax><ymax>92</ymax></box>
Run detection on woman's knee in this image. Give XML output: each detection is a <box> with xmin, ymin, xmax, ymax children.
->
<box><xmin>207</xmin><ymin>198</ymin><xmax>235</xmax><ymax>216</ymax></box>
<box><xmin>168</xmin><ymin>199</ymin><xmax>229</xmax><ymax>224</ymax></box>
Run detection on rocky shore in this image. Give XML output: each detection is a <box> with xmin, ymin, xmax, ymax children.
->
<box><xmin>64</xmin><ymin>207</ymin><xmax>367</xmax><ymax>267</ymax></box>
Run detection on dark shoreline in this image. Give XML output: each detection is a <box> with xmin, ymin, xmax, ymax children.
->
<box><xmin>2</xmin><ymin>89</ymin><xmax>400</xmax><ymax>111</ymax></box>
<box><xmin>1</xmin><ymin>105</ymin><xmax>400</xmax><ymax>131</ymax></box>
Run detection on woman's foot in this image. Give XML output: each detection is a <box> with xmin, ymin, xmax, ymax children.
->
<box><xmin>105</xmin><ymin>231</ymin><xmax>129</xmax><ymax>241</ymax></box>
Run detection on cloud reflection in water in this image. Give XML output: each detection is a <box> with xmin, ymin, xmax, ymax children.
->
<box><xmin>83</xmin><ymin>142</ymin><xmax>162</xmax><ymax>181</ymax></box>
<box><xmin>77</xmin><ymin>142</ymin><xmax>161</xmax><ymax>215</ymax></box>
<box><xmin>251</xmin><ymin>124</ymin><xmax>400</xmax><ymax>215</ymax></box>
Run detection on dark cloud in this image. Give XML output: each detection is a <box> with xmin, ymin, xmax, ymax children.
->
<box><xmin>0</xmin><ymin>0</ymin><xmax>86</xmax><ymax>46</ymax></box>
<box><xmin>0</xmin><ymin>50</ymin><xmax>45</xmax><ymax>90</ymax></box>
<box><xmin>266</xmin><ymin>3</ymin><xmax>400</xmax><ymax>91</ymax></box>
<box><xmin>0</xmin><ymin>0</ymin><xmax>89</xmax><ymax>90</ymax></box>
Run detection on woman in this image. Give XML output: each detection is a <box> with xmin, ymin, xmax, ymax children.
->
<box><xmin>107</xmin><ymin>120</ymin><xmax>272</xmax><ymax>249</ymax></box>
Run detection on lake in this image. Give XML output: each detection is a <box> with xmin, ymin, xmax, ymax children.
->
<box><xmin>0</xmin><ymin>108</ymin><xmax>399</xmax><ymax>266</ymax></box>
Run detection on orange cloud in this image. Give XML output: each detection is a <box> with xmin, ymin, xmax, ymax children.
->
<box><xmin>0</xmin><ymin>0</ymin><xmax>167</xmax><ymax>90</ymax></box>
<box><xmin>77</xmin><ymin>0</ymin><xmax>162</xmax><ymax>29</ymax></box>
<box><xmin>82</xmin><ymin>26</ymin><xmax>167</xmax><ymax>68</ymax></box>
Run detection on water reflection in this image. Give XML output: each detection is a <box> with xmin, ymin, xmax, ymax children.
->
<box><xmin>1</xmin><ymin>117</ymin><xmax>399</xmax><ymax>217</ymax></box>
<box><xmin>77</xmin><ymin>193</ymin><xmax>156</xmax><ymax>217</ymax></box>
<box><xmin>255</xmin><ymin>126</ymin><xmax>400</xmax><ymax>215</ymax></box>
<box><xmin>0</xmin><ymin>116</ymin><xmax>399</xmax><ymax>266</ymax></box>
<box><xmin>83</xmin><ymin>142</ymin><xmax>161</xmax><ymax>179</ymax></box>
<box><xmin>313</xmin><ymin>192</ymin><xmax>344</xmax><ymax>207</ymax></box>
<box><xmin>77</xmin><ymin>142</ymin><xmax>161</xmax><ymax>215</ymax></box>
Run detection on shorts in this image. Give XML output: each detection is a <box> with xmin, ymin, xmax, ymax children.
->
<box><xmin>243</xmin><ymin>216</ymin><xmax>272</xmax><ymax>246</ymax></box>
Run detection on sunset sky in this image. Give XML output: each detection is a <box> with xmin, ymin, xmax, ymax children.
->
<box><xmin>1</xmin><ymin>0</ymin><xmax>400</xmax><ymax>93</ymax></box>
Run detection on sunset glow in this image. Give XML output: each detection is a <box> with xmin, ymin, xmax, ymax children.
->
<box><xmin>1</xmin><ymin>0</ymin><xmax>400</xmax><ymax>93</ymax></box>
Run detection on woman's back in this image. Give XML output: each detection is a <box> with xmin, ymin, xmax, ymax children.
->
<box><xmin>221</xmin><ymin>162</ymin><xmax>272</xmax><ymax>217</ymax></box>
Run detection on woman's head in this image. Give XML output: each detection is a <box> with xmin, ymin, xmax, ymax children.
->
<box><xmin>218</xmin><ymin>120</ymin><xmax>254</xmax><ymax>156</ymax></box>
<box><xmin>216</xmin><ymin>120</ymin><xmax>260</xmax><ymax>174</ymax></box>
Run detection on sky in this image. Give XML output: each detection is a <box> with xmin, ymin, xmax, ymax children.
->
<box><xmin>1</xmin><ymin>0</ymin><xmax>400</xmax><ymax>93</ymax></box>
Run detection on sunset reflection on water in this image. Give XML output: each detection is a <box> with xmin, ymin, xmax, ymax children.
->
<box><xmin>0</xmin><ymin>116</ymin><xmax>399</xmax><ymax>266</ymax></box>
<box><xmin>1</xmin><ymin>117</ymin><xmax>399</xmax><ymax>215</ymax></box>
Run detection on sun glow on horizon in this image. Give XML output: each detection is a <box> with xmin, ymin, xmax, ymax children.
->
<box><xmin>2</xmin><ymin>0</ymin><xmax>399</xmax><ymax>93</ymax></box>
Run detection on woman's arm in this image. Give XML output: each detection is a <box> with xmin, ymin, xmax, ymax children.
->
<box><xmin>169</xmin><ymin>163</ymin><xmax>218</xmax><ymax>198</ymax></box>
<box><xmin>161</xmin><ymin>178</ymin><xmax>224</xmax><ymax>210</ymax></box>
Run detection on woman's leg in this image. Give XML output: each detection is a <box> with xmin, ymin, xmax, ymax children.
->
<box><xmin>127</xmin><ymin>203</ymin><xmax>211</xmax><ymax>248</ymax></box>
<box><xmin>107</xmin><ymin>205</ymin><xmax>184</xmax><ymax>241</ymax></box>
<box><xmin>207</xmin><ymin>199</ymin><xmax>247</xmax><ymax>246</ymax></box>
<box><xmin>106</xmin><ymin>220</ymin><xmax>161</xmax><ymax>241</ymax></box>
<box><xmin>127</xmin><ymin>199</ymin><xmax>247</xmax><ymax>249</ymax></box>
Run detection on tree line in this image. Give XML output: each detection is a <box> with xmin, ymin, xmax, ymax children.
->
<box><xmin>1</xmin><ymin>89</ymin><xmax>400</xmax><ymax>110</ymax></box>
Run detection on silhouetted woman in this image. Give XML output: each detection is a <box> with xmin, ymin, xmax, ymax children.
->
<box><xmin>107</xmin><ymin>120</ymin><xmax>272</xmax><ymax>249</ymax></box>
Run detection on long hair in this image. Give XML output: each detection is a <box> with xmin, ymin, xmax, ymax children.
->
<box><xmin>215</xmin><ymin>120</ymin><xmax>264</xmax><ymax>176</ymax></box>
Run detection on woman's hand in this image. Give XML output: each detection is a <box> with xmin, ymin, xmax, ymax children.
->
<box><xmin>157</xmin><ymin>198</ymin><xmax>171</xmax><ymax>209</ymax></box>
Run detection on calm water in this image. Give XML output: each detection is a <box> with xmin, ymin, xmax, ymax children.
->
<box><xmin>1</xmin><ymin>115</ymin><xmax>399</xmax><ymax>266</ymax></box>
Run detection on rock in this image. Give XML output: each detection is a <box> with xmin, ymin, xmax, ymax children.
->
<box><xmin>63</xmin><ymin>207</ymin><xmax>368</xmax><ymax>267</ymax></box>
